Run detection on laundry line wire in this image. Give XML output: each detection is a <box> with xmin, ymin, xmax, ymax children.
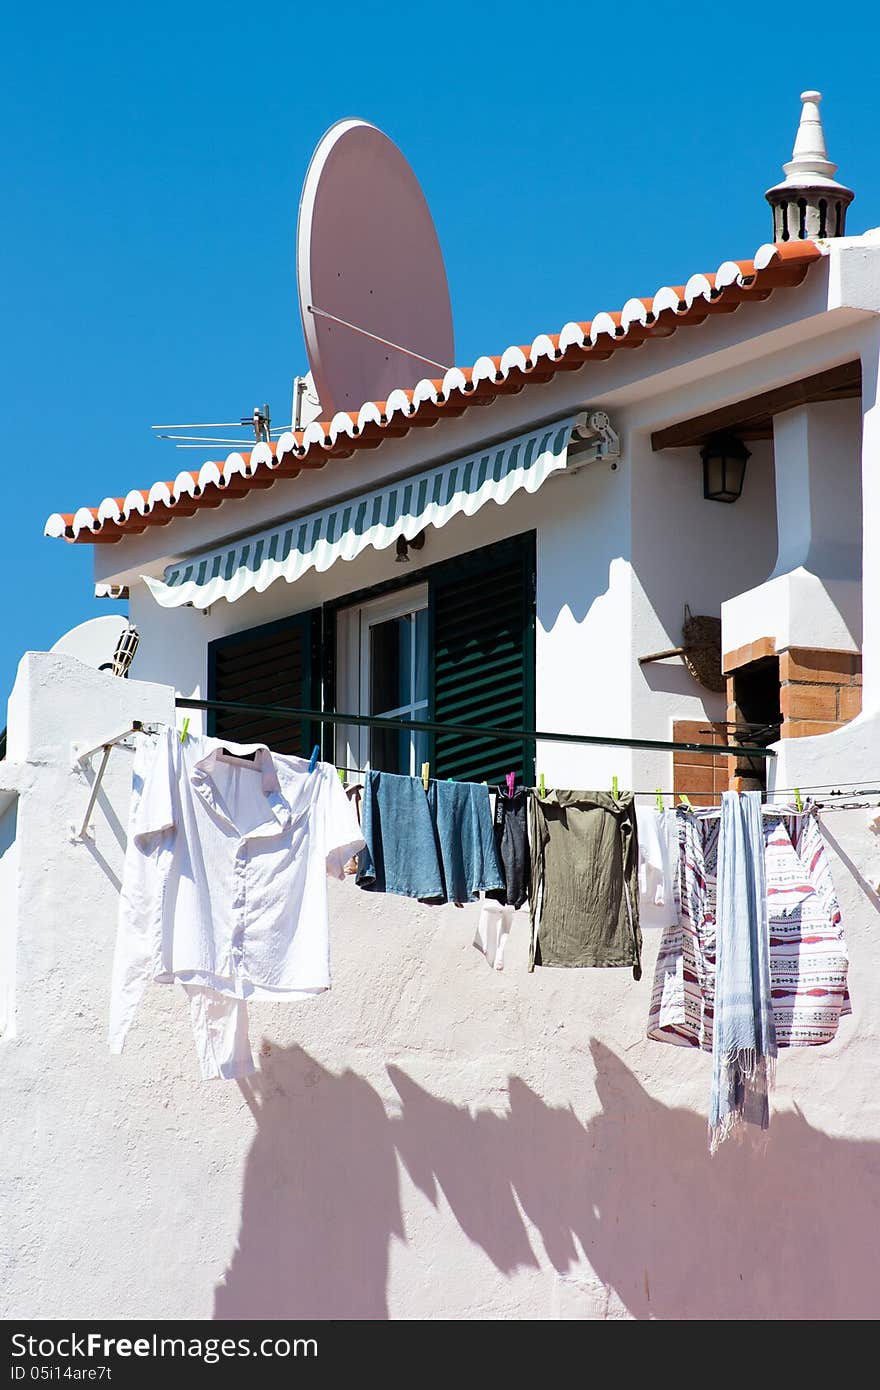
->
<box><xmin>333</xmin><ymin>767</ymin><xmax>880</xmax><ymax>808</ymax></box>
<box><xmin>174</xmin><ymin>695</ymin><xmax>776</xmax><ymax>760</ymax></box>
<box><xmin>164</xmin><ymin>696</ymin><xmax>880</xmax><ymax>805</ymax></box>
<box><xmin>136</xmin><ymin>708</ymin><xmax>880</xmax><ymax>808</ymax></box>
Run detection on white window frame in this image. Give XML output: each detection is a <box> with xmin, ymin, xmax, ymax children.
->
<box><xmin>335</xmin><ymin>583</ymin><xmax>429</xmax><ymax>776</ymax></box>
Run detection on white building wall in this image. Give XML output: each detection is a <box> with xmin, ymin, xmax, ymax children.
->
<box><xmin>533</xmin><ymin>445</ymin><xmax>633</xmax><ymax>789</ymax></box>
<box><xmin>0</xmin><ymin>654</ymin><xmax>878</xmax><ymax>1320</ymax></box>
<box><xmin>626</xmin><ymin>432</ymin><xmax>778</xmax><ymax>793</ymax></box>
<box><xmin>0</xmin><ymin>794</ymin><xmax>20</xmax><ymax>1039</ymax></box>
<box><xmin>722</xmin><ymin>397</ymin><xmax>863</xmax><ymax>657</ymax></box>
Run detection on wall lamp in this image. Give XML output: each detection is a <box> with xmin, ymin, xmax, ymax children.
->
<box><xmin>395</xmin><ymin>531</ymin><xmax>426</xmax><ymax>564</ymax></box>
<box><xmin>701</xmin><ymin>432</ymin><xmax>751</xmax><ymax>503</ymax></box>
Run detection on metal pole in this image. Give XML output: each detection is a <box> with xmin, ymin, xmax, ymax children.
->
<box><xmin>175</xmin><ymin>696</ymin><xmax>775</xmax><ymax>760</ymax></box>
<box><xmin>77</xmin><ymin>744</ymin><xmax>113</xmax><ymax>839</ymax></box>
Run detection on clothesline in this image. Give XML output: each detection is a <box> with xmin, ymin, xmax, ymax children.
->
<box><xmin>174</xmin><ymin>695</ymin><xmax>776</xmax><ymax>760</ymax></box>
<box><xmin>84</xmin><ymin>735</ymin><xmax>880</xmax><ymax>804</ymax></box>
<box><xmin>166</xmin><ymin>698</ymin><xmax>880</xmax><ymax>806</ymax></box>
<box><xmin>328</xmin><ymin>764</ymin><xmax>813</xmax><ymax>805</ymax></box>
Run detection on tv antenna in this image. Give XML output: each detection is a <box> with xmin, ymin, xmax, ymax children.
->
<box><xmin>150</xmin><ymin>403</ymin><xmax>276</xmax><ymax>449</ymax></box>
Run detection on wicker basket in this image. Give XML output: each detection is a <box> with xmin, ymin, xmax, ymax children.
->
<box><xmin>638</xmin><ymin>605</ymin><xmax>726</xmax><ymax>693</ymax></box>
<box><xmin>680</xmin><ymin>606</ymin><xmax>725</xmax><ymax>693</ymax></box>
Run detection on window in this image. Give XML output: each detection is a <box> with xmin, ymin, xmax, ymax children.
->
<box><xmin>207</xmin><ymin>611</ymin><xmax>321</xmax><ymax>757</ymax></box>
<box><xmin>206</xmin><ymin>534</ymin><xmax>536</xmax><ymax>785</ymax></box>
<box><xmin>334</xmin><ymin>534</ymin><xmax>535</xmax><ymax>785</ymax></box>
<box><xmin>336</xmin><ymin>587</ymin><xmax>430</xmax><ymax>776</ymax></box>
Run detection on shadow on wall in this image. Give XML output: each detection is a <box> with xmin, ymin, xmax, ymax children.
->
<box><xmin>214</xmin><ymin>1040</ymin><xmax>880</xmax><ymax>1321</ymax></box>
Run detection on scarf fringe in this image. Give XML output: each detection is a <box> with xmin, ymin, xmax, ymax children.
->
<box><xmin>718</xmin><ymin>1047</ymin><xmax>777</xmax><ymax>1085</ymax></box>
<box><xmin>708</xmin><ymin>1050</ymin><xmax>776</xmax><ymax>1155</ymax></box>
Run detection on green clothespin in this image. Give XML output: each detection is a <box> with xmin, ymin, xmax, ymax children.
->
<box><xmin>179</xmin><ymin>717</ymin><xmax>190</xmax><ymax>743</ymax></box>
<box><xmin>655</xmin><ymin>787</ymin><xmax>664</xmax><ymax>812</ymax></box>
<box><xmin>678</xmin><ymin>793</ymin><xmax>692</xmax><ymax>808</ymax></box>
<box><xmin>538</xmin><ymin>772</ymin><xmax>546</xmax><ymax>798</ymax></box>
<box><xmin>612</xmin><ymin>775</ymin><xmax>619</xmax><ymax>799</ymax></box>
<box><xmin>794</xmin><ymin>787</ymin><xmax>804</xmax><ymax>812</ymax></box>
<box><xmin>337</xmin><ymin>768</ymin><xmax>345</xmax><ymax>783</ymax></box>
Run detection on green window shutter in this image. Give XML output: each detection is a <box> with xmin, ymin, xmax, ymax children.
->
<box><xmin>430</xmin><ymin>534</ymin><xmax>535</xmax><ymax>785</ymax></box>
<box><xmin>207</xmin><ymin>609</ymin><xmax>321</xmax><ymax>757</ymax></box>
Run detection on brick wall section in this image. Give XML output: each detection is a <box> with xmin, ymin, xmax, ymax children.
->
<box><xmin>778</xmin><ymin>647</ymin><xmax>862</xmax><ymax>738</ymax></box>
<box><xmin>672</xmin><ymin>719</ymin><xmax>731</xmax><ymax>807</ymax></box>
<box><xmin>722</xmin><ymin>637</ymin><xmax>777</xmax><ymax>674</ymax></box>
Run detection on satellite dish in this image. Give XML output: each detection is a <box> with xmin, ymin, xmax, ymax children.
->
<box><xmin>297</xmin><ymin>119</ymin><xmax>455</xmax><ymax>418</ymax></box>
<box><xmin>50</xmin><ymin>615</ymin><xmax>129</xmax><ymax>673</ymax></box>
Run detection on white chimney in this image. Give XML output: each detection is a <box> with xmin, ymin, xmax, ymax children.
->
<box><xmin>765</xmin><ymin>91</ymin><xmax>854</xmax><ymax>241</ymax></box>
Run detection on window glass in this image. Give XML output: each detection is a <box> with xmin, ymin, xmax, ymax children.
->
<box><xmin>369</xmin><ymin>607</ymin><xmax>429</xmax><ymax>774</ymax></box>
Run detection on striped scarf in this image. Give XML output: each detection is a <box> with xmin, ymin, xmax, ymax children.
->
<box><xmin>710</xmin><ymin>791</ymin><xmax>777</xmax><ymax>1153</ymax></box>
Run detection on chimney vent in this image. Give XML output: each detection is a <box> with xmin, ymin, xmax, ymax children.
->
<box><xmin>765</xmin><ymin>91</ymin><xmax>853</xmax><ymax>241</ymax></box>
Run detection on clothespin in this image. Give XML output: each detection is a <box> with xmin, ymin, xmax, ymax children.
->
<box><xmin>506</xmin><ymin>771</ymin><xmax>516</xmax><ymax>798</ymax></box>
<box><xmin>308</xmin><ymin>745</ymin><xmax>320</xmax><ymax>773</ymax></box>
<box><xmin>678</xmin><ymin>793</ymin><xmax>692</xmax><ymax>808</ymax></box>
<box><xmin>337</xmin><ymin>768</ymin><xmax>345</xmax><ymax>783</ymax></box>
<box><xmin>179</xmin><ymin>717</ymin><xmax>190</xmax><ymax>744</ymax></box>
<box><xmin>538</xmin><ymin>772</ymin><xmax>546</xmax><ymax>798</ymax></box>
<box><xmin>655</xmin><ymin>788</ymin><xmax>664</xmax><ymax>812</ymax></box>
<box><xmin>421</xmin><ymin>761</ymin><xmax>430</xmax><ymax>791</ymax></box>
<box><xmin>612</xmin><ymin>775</ymin><xmax>619</xmax><ymax>799</ymax></box>
<box><xmin>794</xmin><ymin>787</ymin><xmax>804</xmax><ymax>812</ymax></box>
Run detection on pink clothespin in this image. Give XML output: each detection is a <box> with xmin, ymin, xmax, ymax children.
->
<box><xmin>506</xmin><ymin>771</ymin><xmax>516</xmax><ymax>798</ymax></box>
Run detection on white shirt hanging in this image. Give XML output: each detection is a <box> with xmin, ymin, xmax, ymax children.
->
<box><xmin>635</xmin><ymin>805</ymin><xmax>678</xmax><ymax>928</ymax></box>
<box><xmin>109</xmin><ymin>727</ymin><xmax>365</xmax><ymax>1055</ymax></box>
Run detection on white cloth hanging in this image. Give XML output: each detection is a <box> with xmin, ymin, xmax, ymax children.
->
<box><xmin>110</xmin><ymin>727</ymin><xmax>365</xmax><ymax>1078</ymax></box>
<box><xmin>635</xmin><ymin>805</ymin><xmax>678</xmax><ymax>928</ymax></box>
<box><xmin>473</xmin><ymin>899</ymin><xmax>515</xmax><ymax>971</ymax></box>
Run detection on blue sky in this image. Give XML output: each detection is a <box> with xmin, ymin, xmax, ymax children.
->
<box><xmin>2</xmin><ymin>0</ymin><xmax>878</xmax><ymax>707</ymax></box>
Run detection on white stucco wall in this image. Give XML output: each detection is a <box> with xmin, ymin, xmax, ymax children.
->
<box><xmin>0</xmin><ymin>793</ymin><xmax>20</xmax><ymax>1039</ymax></box>
<box><xmin>722</xmin><ymin>396</ymin><xmax>863</xmax><ymax>657</ymax></box>
<box><xmin>627</xmin><ymin>431</ymin><xmax>778</xmax><ymax>792</ymax></box>
<box><xmin>1</xmin><ymin>653</ymin><xmax>879</xmax><ymax>1321</ymax></box>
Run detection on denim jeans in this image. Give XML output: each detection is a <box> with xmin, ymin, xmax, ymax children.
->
<box><xmin>356</xmin><ymin>771</ymin><xmax>504</xmax><ymax>903</ymax></box>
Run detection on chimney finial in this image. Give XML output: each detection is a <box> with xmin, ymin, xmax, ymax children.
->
<box><xmin>765</xmin><ymin>90</ymin><xmax>853</xmax><ymax>241</ymax></box>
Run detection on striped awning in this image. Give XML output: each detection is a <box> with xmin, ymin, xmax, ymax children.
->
<box><xmin>143</xmin><ymin>413</ymin><xmax>594</xmax><ymax>610</ymax></box>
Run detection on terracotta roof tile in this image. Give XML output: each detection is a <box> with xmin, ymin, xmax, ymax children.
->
<box><xmin>45</xmin><ymin>240</ymin><xmax>823</xmax><ymax>544</ymax></box>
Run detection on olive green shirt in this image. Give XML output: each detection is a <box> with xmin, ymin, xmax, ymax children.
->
<box><xmin>529</xmin><ymin>789</ymin><xmax>641</xmax><ymax>979</ymax></box>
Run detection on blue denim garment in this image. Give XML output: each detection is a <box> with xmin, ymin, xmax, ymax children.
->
<box><xmin>356</xmin><ymin>772</ymin><xmax>445</xmax><ymax>899</ymax></box>
<box><xmin>356</xmin><ymin>772</ymin><xmax>503</xmax><ymax>903</ymax></box>
<box><xmin>429</xmin><ymin>778</ymin><xmax>504</xmax><ymax>904</ymax></box>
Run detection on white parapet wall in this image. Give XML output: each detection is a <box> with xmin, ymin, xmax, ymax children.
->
<box><xmin>1</xmin><ymin>651</ymin><xmax>879</xmax><ymax>1320</ymax></box>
